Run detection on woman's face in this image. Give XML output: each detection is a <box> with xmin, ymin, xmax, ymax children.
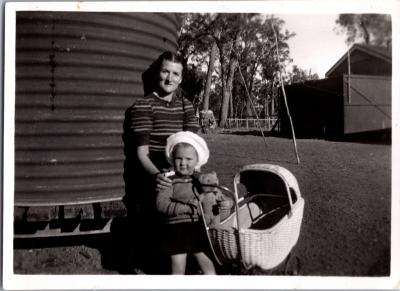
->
<box><xmin>158</xmin><ymin>60</ymin><xmax>183</xmax><ymax>95</ymax></box>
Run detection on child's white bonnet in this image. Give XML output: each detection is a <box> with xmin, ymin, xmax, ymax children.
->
<box><xmin>165</xmin><ymin>131</ymin><xmax>209</xmax><ymax>170</ymax></box>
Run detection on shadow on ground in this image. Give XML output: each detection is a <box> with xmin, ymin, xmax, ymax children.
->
<box><xmin>338</xmin><ymin>129</ymin><xmax>391</xmax><ymax>145</ymax></box>
<box><xmin>13</xmin><ymin>218</ymin><xmax>171</xmax><ymax>275</ymax></box>
<box><xmin>13</xmin><ymin>217</ymin><xmax>304</xmax><ymax>275</ymax></box>
<box><xmin>13</xmin><ymin>218</ymin><xmax>206</xmax><ymax>275</ymax></box>
<box><xmin>222</xmin><ymin>128</ymin><xmax>391</xmax><ymax>145</ymax></box>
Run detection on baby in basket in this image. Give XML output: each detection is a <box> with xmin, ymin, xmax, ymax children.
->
<box><xmin>156</xmin><ymin>131</ymin><xmax>230</xmax><ymax>274</ymax></box>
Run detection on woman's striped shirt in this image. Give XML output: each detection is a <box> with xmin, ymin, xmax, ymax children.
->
<box><xmin>129</xmin><ymin>93</ymin><xmax>199</xmax><ymax>163</ymax></box>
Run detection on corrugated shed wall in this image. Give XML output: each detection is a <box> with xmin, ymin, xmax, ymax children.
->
<box><xmin>15</xmin><ymin>12</ymin><xmax>179</xmax><ymax>206</ymax></box>
<box><xmin>343</xmin><ymin>74</ymin><xmax>391</xmax><ymax>134</ymax></box>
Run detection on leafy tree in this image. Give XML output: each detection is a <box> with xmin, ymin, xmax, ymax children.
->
<box><xmin>335</xmin><ymin>14</ymin><xmax>391</xmax><ymax>47</ymax></box>
<box><xmin>180</xmin><ymin>64</ymin><xmax>206</xmax><ymax>111</ymax></box>
<box><xmin>178</xmin><ymin>13</ymin><xmax>220</xmax><ymax>119</ymax></box>
<box><xmin>178</xmin><ymin>14</ymin><xmax>215</xmax><ymax>62</ymax></box>
<box><xmin>178</xmin><ymin>13</ymin><xmax>294</xmax><ymax>127</ymax></box>
<box><xmin>202</xmin><ymin>40</ymin><xmax>218</xmax><ymax>111</ymax></box>
<box><xmin>287</xmin><ymin>65</ymin><xmax>319</xmax><ymax>84</ymax></box>
<box><xmin>208</xmin><ymin>13</ymin><xmax>244</xmax><ymax>127</ymax></box>
<box><xmin>179</xmin><ymin>13</ymin><xmax>243</xmax><ymax>126</ymax></box>
<box><xmin>237</xmin><ymin>15</ymin><xmax>294</xmax><ymax>118</ymax></box>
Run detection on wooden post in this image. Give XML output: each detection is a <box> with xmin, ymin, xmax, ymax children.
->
<box><xmin>265</xmin><ymin>92</ymin><xmax>268</xmax><ymax>119</ymax></box>
<box><xmin>347</xmin><ymin>47</ymin><xmax>351</xmax><ymax>104</ymax></box>
<box><xmin>237</xmin><ymin>65</ymin><xmax>269</xmax><ymax>151</ymax></box>
<box><xmin>271</xmin><ymin>90</ymin><xmax>275</xmax><ymax>115</ymax></box>
<box><xmin>272</xmin><ymin>23</ymin><xmax>300</xmax><ymax>165</ymax></box>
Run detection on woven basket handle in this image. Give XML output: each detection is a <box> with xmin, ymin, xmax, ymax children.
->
<box><xmin>193</xmin><ymin>184</ymin><xmax>232</xmax><ymax>266</ymax></box>
<box><xmin>285</xmin><ymin>181</ymin><xmax>294</xmax><ymax>217</ymax></box>
<box><xmin>221</xmin><ymin>182</ymin><xmax>245</xmax><ymax>266</ymax></box>
<box><xmin>194</xmin><ymin>191</ymin><xmax>223</xmax><ymax>266</ymax></box>
<box><xmin>193</xmin><ymin>183</ymin><xmax>242</xmax><ymax>265</ymax></box>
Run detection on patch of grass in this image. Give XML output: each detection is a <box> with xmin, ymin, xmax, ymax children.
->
<box><xmin>13</xmin><ymin>134</ymin><xmax>391</xmax><ymax>276</ymax></box>
<box><xmin>201</xmin><ymin>133</ymin><xmax>391</xmax><ymax>276</ymax></box>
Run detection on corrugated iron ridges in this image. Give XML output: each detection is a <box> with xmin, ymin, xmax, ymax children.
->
<box><xmin>15</xmin><ymin>12</ymin><xmax>179</xmax><ymax>206</ymax></box>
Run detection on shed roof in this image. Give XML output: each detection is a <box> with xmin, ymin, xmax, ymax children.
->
<box><xmin>325</xmin><ymin>44</ymin><xmax>392</xmax><ymax>77</ymax></box>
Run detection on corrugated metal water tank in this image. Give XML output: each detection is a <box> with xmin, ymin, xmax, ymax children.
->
<box><xmin>15</xmin><ymin>12</ymin><xmax>179</xmax><ymax>206</ymax></box>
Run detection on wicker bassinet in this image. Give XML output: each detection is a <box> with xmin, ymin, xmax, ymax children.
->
<box><xmin>200</xmin><ymin>164</ymin><xmax>305</xmax><ymax>270</ymax></box>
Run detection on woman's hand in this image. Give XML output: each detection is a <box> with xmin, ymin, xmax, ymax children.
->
<box><xmin>155</xmin><ymin>172</ymin><xmax>173</xmax><ymax>192</ymax></box>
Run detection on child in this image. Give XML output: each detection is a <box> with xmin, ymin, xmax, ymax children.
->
<box><xmin>156</xmin><ymin>131</ymin><xmax>216</xmax><ymax>275</ymax></box>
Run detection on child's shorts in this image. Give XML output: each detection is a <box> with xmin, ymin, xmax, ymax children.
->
<box><xmin>159</xmin><ymin>221</ymin><xmax>209</xmax><ymax>255</ymax></box>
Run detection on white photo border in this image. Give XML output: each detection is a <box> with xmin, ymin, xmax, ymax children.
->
<box><xmin>2</xmin><ymin>1</ymin><xmax>400</xmax><ymax>289</ymax></box>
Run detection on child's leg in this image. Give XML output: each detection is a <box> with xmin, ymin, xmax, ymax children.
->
<box><xmin>193</xmin><ymin>252</ymin><xmax>216</xmax><ymax>275</ymax></box>
<box><xmin>171</xmin><ymin>253</ymin><xmax>187</xmax><ymax>274</ymax></box>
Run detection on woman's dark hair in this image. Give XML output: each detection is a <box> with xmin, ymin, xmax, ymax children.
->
<box><xmin>154</xmin><ymin>51</ymin><xmax>184</xmax><ymax>71</ymax></box>
<box><xmin>142</xmin><ymin>51</ymin><xmax>184</xmax><ymax>96</ymax></box>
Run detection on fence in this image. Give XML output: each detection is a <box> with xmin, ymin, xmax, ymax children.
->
<box><xmin>224</xmin><ymin>117</ymin><xmax>278</xmax><ymax>130</ymax></box>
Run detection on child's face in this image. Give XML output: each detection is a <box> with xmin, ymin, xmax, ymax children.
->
<box><xmin>173</xmin><ymin>145</ymin><xmax>198</xmax><ymax>176</ymax></box>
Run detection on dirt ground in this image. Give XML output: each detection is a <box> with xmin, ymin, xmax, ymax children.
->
<box><xmin>13</xmin><ymin>133</ymin><xmax>391</xmax><ymax>276</ymax></box>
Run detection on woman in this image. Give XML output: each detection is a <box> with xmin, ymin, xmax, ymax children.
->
<box><xmin>129</xmin><ymin>51</ymin><xmax>199</xmax><ymax>202</ymax></box>
<box><xmin>124</xmin><ymin>51</ymin><xmax>199</xmax><ymax>273</ymax></box>
<box><xmin>131</xmin><ymin>52</ymin><xmax>198</xmax><ymax>181</ymax></box>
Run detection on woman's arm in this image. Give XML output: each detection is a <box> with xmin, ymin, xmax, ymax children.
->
<box><xmin>137</xmin><ymin>145</ymin><xmax>159</xmax><ymax>176</ymax></box>
<box><xmin>137</xmin><ymin>145</ymin><xmax>173</xmax><ymax>190</ymax></box>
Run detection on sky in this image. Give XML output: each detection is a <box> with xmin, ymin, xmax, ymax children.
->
<box><xmin>277</xmin><ymin>14</ymin><xmax>349</xmax><ymax>78</ymax></box>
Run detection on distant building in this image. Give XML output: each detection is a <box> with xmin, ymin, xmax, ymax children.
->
<box><xmin>325</xmin><ymin>44</ymin><xmax>391</xmax><ymax>78</ymax></box>
<box><xmin>279</xmin><ymin>44</ymin><xmax>391</xmax><ymax>139</ymax></box>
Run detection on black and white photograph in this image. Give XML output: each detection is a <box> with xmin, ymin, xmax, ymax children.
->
<box><xmin>2</xmin><ymin>0</ymin><xmax>399</xmax><ymax>289</ymax></box>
